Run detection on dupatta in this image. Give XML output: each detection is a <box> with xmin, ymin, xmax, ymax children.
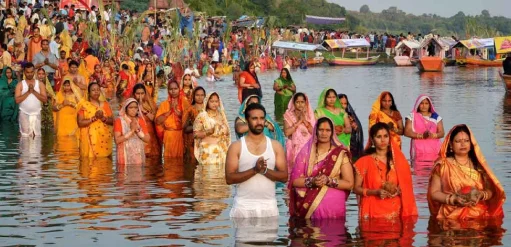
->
<box><xmin>289</xmin><ymin>118</ymin><xmax>350</xmax><ymax>218</ymax></box>
<box><xmin>236</xmin><ymin>94</ymin><xmax>285</xmax><ymax>148</ymax></box>
<box><xmin>283</xmin><ymin>93</ymin><xmax>315</xmax><ymax>169</ymax></box>
<box><xmin>116</xmin><ymin>98</ymin><xmax>146</xmax><ymax>165</ymax></box>
<box><xmin>368</xmin><ymin>91</ymin><xmax>402</xmax><ymax>148</ymax></box>
<box><xmin>315</xmin><ymin>88</ymin><xmax>350</xmax><ymax>147</ymax></box>
<box><xmin>408</xmin><ymin>94</ymin><xmax>442</xmax><ymax>162</ymax></box>
<box><xmin>427</xmin><ymin>125</ymin><xmax>505</xmax><ymax>219</ymax></box>
<box><xmin>338</xmin><ymin>93</ymin><xmax>364</xmax><ymax>160</ymax></box>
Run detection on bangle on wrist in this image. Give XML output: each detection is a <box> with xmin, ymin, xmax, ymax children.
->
<box><xmin>304</xmin><ymin>177</ymin><xmax>314</xmax><ymax>188</ymax></box>
<box><xmin>261</xmin><ymin>167</ymin><xmax>268</xmax><ymax>175</ymax></box>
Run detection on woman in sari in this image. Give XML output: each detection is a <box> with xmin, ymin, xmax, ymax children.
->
<box><xmin>155</xmin><ymin>81</ymin><xmax>190</xmax><ymax>158</ymax></box>
<box><xmin>193</xmin><ymin>92</ymin><xmax>231</xmax><ymax>165</ymax></box>
<box><xmin>427</xmin><ymin>124</ymin><xmax>505</xmax><ymax>220</ymax></box>
<box><xmin>0</xmin><ymin>67</ymin><xmax>19</xmax><ymax>123</ymax></box>
<box><xmin>338</xmin><ymin>94</ymin><xmax>364</xmax><ymax>160</ymax></box>
<box><xmin>289</xmin><ymin>117</ymin><xmax>354</xmax><ymax>219</ymax></box>
<box><xmin>37</xmin><ymin>68</ymin><xmax>56</xmax><ymax>130</ymax></box>
<box><xmin>132</xmin><ymin>83</ymin><xmax>161</xmax><ymax>157</ymax></box>
<box><xmin>404</xmin><ymin>95</ymin><xmax>445</xmax><ymax>164</ymax></box>
<box><xmin>180</xmin><ymin>73</ymin><xmax>194</xmax><ymax>103</ymax></box>
<box><xmin>315</xmin><ymin>88</ymin><xmax>351</xmax><ymax>147</ymax></box>
<box><xmin>353</xmin><ymin>122</ymin><xmax>418</xmax><ymax>219</ymax></box>
<box><xmin>117</xmin><ymin>64</ymin><xmax>137</xmax><ymax>100</ymax></box>
<box><xmin>369</xmin><ymin>91</ymin><xmax>404</xmax><ymax>149</ymax></box>
<box><xmin>235</xmin><ymin>94</ymin><xmax>285</xmax><ymax>148</ymax></box>
<box><xmin>101</xmin><ymin>59</ymin><xmax>117</xmax><ymax>100</ymax></box>
<box><xmin>273</xmin><ymin>68</ymin><xmax>296</xmax><ymax>119</ymax></box>
<box><xmin>114</xmin><ymin>98</ymin><xmax>150</xmax><ymax>165</ymax></box>
<box><xmin>77</xmin><ymin>82</ymin><xmax>114</xmax><ymax>158</ymax></box>
<box><xmin>141</xmin><ymin>62</ymin><xmax>157</xmax><ymax>102</ymax></box>
<box><xmin>284</xmin><ymin>92</ymin><xmax>315</xmax><ymax>173</ymax></box>
<box><xmin>239</xmin><ymin>61</ymin><xmax>262</xmax><ymax>103</ymax></box>
<box><xmin>53</xmin><ymin>80</ymin><xmax>80</xmax><ymax>137</ymax></box>
<box><xmin>183</xmin><ymin>86</ymin><xmax>206</xmax><ymax>165</ymax></box>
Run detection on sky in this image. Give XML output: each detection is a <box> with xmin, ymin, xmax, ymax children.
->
<box><xmin>328</xmin><ymin>0</ymin><xmax>511</xmax><ymax>18</ymax></box>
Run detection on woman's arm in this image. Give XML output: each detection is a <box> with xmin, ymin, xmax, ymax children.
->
<box><xmin>404</xmin><ymin>118</ymin><xmax>416</xmax><ymax>138</ymax></box>
<box><xmin>335</xmin><ymin>156</ymin><xmax>354</xmax><ymax>190</ymax></box>
<box><xmin>273</xmin><ymin>81</ymin><xmax>280</xmax><ymax>92</ymax></box>
<box><xmin>284</xmin><ymin>119</ymin><xmax>298</xmax><ymax>137</ymax></box>
<box><xmin>343</xmin><ymin>114</ymin><xmax>352</xmax><ymax>134</ymax></box>
<box><xmin>235</xmin><ymin>118</ymin><xmax>248</xmax><ymax>136</ymax></box>
<box><xmin>434</xmin><ymin>119</ymin><xmax>445</xmax><ymax>139</ymax></box>
<box><xmin>396</xmin><ymin>117</ymin><xmax>404</xmax><ymax>135</ymax></box>
<box><xmin>77</xmin><ymin>111</ymin><xmax>95</xmax><ymax>128</ymax></box>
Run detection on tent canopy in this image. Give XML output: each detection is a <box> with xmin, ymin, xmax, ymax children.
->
<box><xmin>453</xmin><ymin>38</ymin><xmax>495</xmax><ymax>49</ymax></box>
<box><xmin>395</xmin><ymin>40</ymin><xmax>421</xmax><ymax>50</ymax></box>
<box><xmin>323</xmin><ymin>39</ymin><xmax>370</xmax><ymax>49</ymax></box>
<box><xmin>272</xmin><ymin>41</ymin><xmax>327</xmax><ymax>51</ymax></box>
<box><xmin>305</xmin><ymin>15</ymin><xmax>345</xmax><ymax>25</ymax></box>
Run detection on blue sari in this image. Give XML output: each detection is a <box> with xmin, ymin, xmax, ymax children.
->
<box><xmin>235</xmin><ymin>95</ymin><xmax>286</xmax><ymax>148</ymax></box>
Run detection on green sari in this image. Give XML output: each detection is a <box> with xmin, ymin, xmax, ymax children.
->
<box><xmin>274</xmin><ymin>77</ymin><xmax>294</xmax><ymax>119</ymax></box>
<box><xmin>314</xmin><ymin>88</ymin><xmax>351</xmax><ymax>147</ymax></box>
<box><xmin>0</xmin><ymin>67</ymin><xmax>19</xmax><ymax>123</ymax></box>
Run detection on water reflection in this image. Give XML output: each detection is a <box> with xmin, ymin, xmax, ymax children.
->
<box><xmin>427</xmin><ymin>217</ymin><xmax>506</xmax><ymax>246</ymax></box>
<box><xmin>289</xmin><ymin>217</ymin><xmax>351</xmax><ymax>246</ymax></box>
<box><xmin>234</xmin><ymin>217</ymin><xmax>278</xmax><ymax>246</ymax></box>
<box><xmin>356</xmin><ymin>216</ymin><xmax>418</xmax><ymax>247</ymax></box>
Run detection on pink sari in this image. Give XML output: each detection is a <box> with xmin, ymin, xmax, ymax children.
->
<box><xmin>407</xmin><ymin>95</ymin><xmax>442</xmax><ymax>163</ymax></box>
<box><xmin>284</xmin><ymin>93</ymin><xmax>315</xmax><ymax>173</ymax></box>
<box><xmin>289</xmin><ymin>118</ymin><xmax>350</xmax><ymax>219</ymax></box>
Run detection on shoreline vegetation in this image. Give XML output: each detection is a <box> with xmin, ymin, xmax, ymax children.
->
<box><xmin>120</xmin><ymin>0</ymin><xmax>511</xmax><ymax>37</ymax></box>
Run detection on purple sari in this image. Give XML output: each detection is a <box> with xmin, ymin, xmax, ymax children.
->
<box><xmin>289</xmin><ymin>118</ymin><xmax>351</xmax><ymax>219</ymax></box>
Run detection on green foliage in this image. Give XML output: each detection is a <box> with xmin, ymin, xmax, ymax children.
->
<box><xmin>348</xmin><ymin>7</ymin><xmax>511</xmax><ymax>36</ymax></box>
<box><xmin>359</xmin><ymin>5</ymin><xmax>370</xmax><ymax>14</ymax></box>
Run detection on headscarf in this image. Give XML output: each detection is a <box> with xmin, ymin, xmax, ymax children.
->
<box><xmin>0</xmin><ymin>67</ymin><xmax>18</xmax><ymax>92</ymax></box>
<box><xmin>131</xmin><ymin>83</ymin><xmax>157</xmax><ymax>115</ymax></box>
<box><xmin>338</xmin><ymin>93</ymin><xmax>364</xmax><ymax>159</ymax></box>
<box><xmin>283</xmin><ymin>93</ymin><xmax>315</xmax><ymax>130</ymax></box>
<box><xmin>315</xmin><ymin>88</ymin><xmax>344</xmax><ymax>116</ymax></box>
<box><xmin>119</xmin><ymin>97</ymin><xmax>144</xmax><ymax>121</ymax></box>
<box><xmin>430</xmin><ymin>124</ymin><xmax>505</xmax><ymax>217</ymax></box>
<box><xmin>409</xmin><ymin>94</ymin><xmax>440</xmax><ymax>128</ymax></box>
<box><xmin>236</xmin><ymin>94</ymin><xmax>285</xmax><ymax>147</ymax></box>
<box><xmin>180</xmin><ymin>73</ymin><xmax>195</xmax><ymax>102</ymax></box>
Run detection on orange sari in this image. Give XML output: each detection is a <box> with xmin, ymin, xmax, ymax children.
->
<box><xmin>183</xmin><ymin>103</ymin><xmax>203</xmax><ymax>165</ymax></box>
<box><xmin>140</xmin><ymin>90</ymin><xmax>161</xmax><ymax>157</ymax></box>
<box><xmin>156</xmin><ymin>94</ymin><xmax>190</xmax><ymax>157</ymax></box>
<box><xmin>354</xmin><ymin>140</ymin><xmax>418</xmax><ymax>219</ymax></box>
<box><xmin>427</xmin><ymin>125</ymin><xmax>505</xmax><ymax>220</ymax></box>
<box><xmin>27</xmin><ymin>36</ymin><xmax>42</xmax><ymax>62</ymax></box>
<box><xmin>369</xmin><ymin>92</ymin><xmax>403</xmax><ymax>148</ymax></box>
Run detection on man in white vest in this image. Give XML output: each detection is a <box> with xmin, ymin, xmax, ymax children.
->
<box><xmin>14</xmin><ymin>62</ymin><xmax>47</xmax><ymax>137</ymax></box>
<box><xmin>225</xmin><ymin>103</ymin><xmax>287</xmax><ymax>218</ymax></box>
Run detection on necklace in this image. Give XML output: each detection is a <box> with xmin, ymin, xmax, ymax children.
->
<box><xmin>314</xmin><ymin>142</ymin><xmax>332</xmax><ymax>165</ymax></box>
<box><xmin>373</xmin><ymin>154</ymin><xmax>391</xmax><ymax>183</ymax></box>
<box><xmin>454</xmin><ymin>157</ymin><xmax>470</xmax><ymax>167</ymax></box>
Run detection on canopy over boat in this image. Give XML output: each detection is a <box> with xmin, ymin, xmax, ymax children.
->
<box><xmin>453</xmin><ymin>38</ymin><xmax>495</xmax><ymax>49</ymax></box>
<box><xmin>272</xmin><ymin>41</ymin><xmax>327</xmax><ymax>51</ymax></box>
<box><xmin>232</xmin><ymin>16</ymin><xmax>266</xmax><ymax>28</ymax></box>
<box><xmin>495</xmin><ymin>36</ymin><xmax>511</xmax><ymax>54</ymax></box>
<box><xmin>323</xmin><ymin>39</ymin><xmax>371</xmax><ymax>49</ymax></box>
<box><xmin>395</xmin><ymin>40</ymin><xmax>421</xmax><ymax>50</ymax></box>
<box><xmin>305</xmin><ymin>15</ymin><xmax>345</xmax><ymax>25</ymax></box>
<box><xmin>438</xmin><ymin>37</ymin><xmax>457</xmax><ymax>49</ymax></box>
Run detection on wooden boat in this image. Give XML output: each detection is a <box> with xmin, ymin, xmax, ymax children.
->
<box><xmin>394</xmin><ymin>40</ymin><xmax>420</xmax><ymax>66</ymax></box>
<box><xmin>417</xmin><ymin>36</ymin><xmax>445</xmax><ymax>72</ymax></box>
<box><xmin>327</xmin><ymin>55</ymin><xmax>380</xmax><ymax>66</ymax></box>
<box><xmin>499</xmin><ymin>71</ymin><xmax>511</xmax><ymax>92</ymax></box>
<box><xmin>307</xmin><ymin>57</ymin><xmax>324</xmax><ymax>65</ymax></box>
<box><xmin>418</xmin><ymin>57</ymin><xmax>444</xmax><ymax>72</ymax></box>
<box><xmin>443</xmin><ymin>58</ymin><xmax>456</xmax><ymax>66</ymax></box>
<box><xmin>457</xmin><ymin>57</ymin><xmax>504</xmax><ymax>67</ymax></box>
<box><xmin>323</xmin><ymin>39</ymin><xmax>378</xmax><ymax>66</ymax></box>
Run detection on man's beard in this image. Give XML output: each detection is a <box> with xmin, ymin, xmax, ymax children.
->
<box><xmin>248</xmin><ymin>123</ymin><xmax>264</xmax><ymax>135</ymax></box>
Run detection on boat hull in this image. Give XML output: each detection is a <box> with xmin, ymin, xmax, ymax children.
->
<box><xmin>417</xmin><ymin>57</ymin><xmax>444</xmax><ymax>72</ymax></box>
<box><xmin>457</xmin><ymin>57</ymin><xmax>504</xmax><ymax>67</ymax></box>
<box><xmin>327</xmin><ymin>55</ymin><xmax>380</xmax><ymax>66</ymax></box>
<box><xmin>307</xmin><ymin>57</ymin><xmax>324</xmax><ymax>65</ymax></box>
<box><xmin>499</xmin><ymin>71</ymin><xmax>511</xmax><ymax>92</ymax></box>
<box><xmin>394</xmin><ymin>56</ymin><xmax>413</xmax><ymax>66</ymax></box>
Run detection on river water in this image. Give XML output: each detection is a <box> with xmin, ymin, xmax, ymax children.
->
<box><xmin>0</xmin><ymin>66</ymin><xmax>509</xmax><ymax>246</ymax></box>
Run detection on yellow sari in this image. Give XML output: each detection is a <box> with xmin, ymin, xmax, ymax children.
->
<box><xmin>54</xmin><ymin>89</ymin><xmax>80</xmax><ymax>137</ymax></box>
<box><xmin>77</xmin><ymin>100</ymin><xmax>113</xmax><ymax>158</ymax></box>
<box><xmin>428</xmin><ymin>125</ymin><xmax>505</xmax><ymax>220</ymax></box>
<box><xmin>368</xmin><ymin>91</ymin><xmax>403</xmax><ymax>148</ymax></box>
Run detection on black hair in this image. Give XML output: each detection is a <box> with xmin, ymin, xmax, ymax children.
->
<box><xmin>245</xmin><ymin>103</ymin><xmax>266</xmax><ymax>119</ymax></box>
<box><xmin>416</xmin><ymin>97</ymin><xmax>432</xmax><ymax>113</ymax></box>
<box><xmin>324</xmin><ymin>88</ymin><xmax>338</xmax><ymax>106</ymax></box>
<box><xmin>68</xmin><ymin>60</ymin><xmax>79</xmax><ymax>67</ymax></box>
<box><xmin>380</xmin><ymin>92</ymin><xmax>398</xmax><ymax>111</ymax></box>
<box><xmin>63</xmin><ymin>80</ymin><xmax>70</xmax><ymax>85</ymax></box>
<box><xmin>88</xmin><ymin>82</ymin><xmax>99</xmax><ymax>95</ymax></box>
<box><xmin>280</xmin><ymin>68</ymin><xmax>293</xmax><ymax>81</ymax></box>
<box><xmin>206</xmin><ymin>92</ymin><xmax>219</xmax><ymax>111</ymax></box>
<box><xmin>24</xmin><ymin>62</ymin><xmax>35</xmax><ymax>70</ymax></box>
<box><xmin>315</xmin><ymin>117</ymin><xmax>334</xmax><ymax>140</ymax></box>
<box><xmin>292</xmin><ymin>92</ymin><xmax>306</xmax><ymax>104</ymax></box>
<box><xmin>132</xmin><ymin>83</ymin><xmax>146</xmax><ymax>96</ymax></box>
<box><xmin>446</xmin><ymin>124</ymin><xmax>482</xmax><ymax>170</ymax></box>
<box><xmin>191</xmin><ymin>86</ymin><xmax>206</xmax><ymax>105</ymax></box>
<box><xmin>121</xmin><ymin>64</ymin><xmax>129</xmax><ymax>70</ymax></box>
<box><xmin>364</xmin><ymin>122</ymin><xmax>393</xmax><ymax>174</ymax></box>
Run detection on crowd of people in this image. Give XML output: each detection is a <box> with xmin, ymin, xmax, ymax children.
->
<box><xmin>0</xmin><ymin>2</ymin><xmax>507</xmax><ymax>239</ymax></box>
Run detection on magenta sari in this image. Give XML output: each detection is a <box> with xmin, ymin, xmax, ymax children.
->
<box><xmin>289</xmin><ymin>118</ymin><xmax>350</xmax><ymax>219</ymax></box>
<box><xmin>407</xmin><ymin>95</ymin><xmax>442</xmax><ymax>163</ymax></box>
<box><xmin>284</xmin><ymin>93</ymin><xmax>315</xmax><ymax>173</ymax></box>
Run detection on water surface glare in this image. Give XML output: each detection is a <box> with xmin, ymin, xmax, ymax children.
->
<box><xmin>0</xmin><ymin>66</ymin><xmax>509</xmax><ymax>246</ymax></box>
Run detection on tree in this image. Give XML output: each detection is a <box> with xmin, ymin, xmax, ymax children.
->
<box><xmin>226</xmin><ymin>2</ymin><xmax>244</xmax><ymax>20</ymax></box>
<box><xmin>481</xmin><ymin>10</ymin><xmax>490</xmax><ymax>18</ymax></box>
<box><xmin>360</xmin><ymin>4</ymin><xmax>370</xmax><ymax>13</ymax></box>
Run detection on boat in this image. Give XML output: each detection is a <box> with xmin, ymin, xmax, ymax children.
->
<box><xmin>458</xmin><ymin>57</ymin><xmax>504</xmax><ymax>67</ymax></box>
<box><xmin>499</xmin><ymin>71</ymin><xmax>511</xmax><ymax>92</ymax></box>
<box><xmin>453</xmin><ymin>38</ymin><xmax>502</xmax><ymax>66</ymax></box>
<box><xmin>323</xmin><ymin>39</ymin><xmax>378</xmax><ymax>66</ymax></box>
<box><xmin>417</xmin><ymin>36</ymin><xmax>445</xmax><ymax>72</ymax></box>
<box><xmin>307</xmin><ymin>56</ymin><xmax>324</xmax><ymax>65</ymax></box>
<box><xmin>327</xmin><ymin>55</ymin><xmax>380</xmax><ymax>66</ymax></box>
<box><xmin>272</xmin><ymin>40</ymin><xmax>327</xmax><ymax>68</ymax></box>
<box><xmin>394</xmin><ymin>40</ymin><xmax>420</xmax><ymax>66</ymax></box>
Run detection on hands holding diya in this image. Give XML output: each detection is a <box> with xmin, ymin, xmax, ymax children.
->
<box><xmin>448</xmin><ymin>186</ymin><xmax>488</xmax><ymax>207</ymax></box>
<box><xmin>378</xmin><ymin>182</ymin><xmax>401</xmax><ymax>199</ymax></box>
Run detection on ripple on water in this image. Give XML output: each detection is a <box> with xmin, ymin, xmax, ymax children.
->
<box><xmin>0</xmin><ymin>66</ymin><xmax>510</xmax><ymax>246</ymax></box>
